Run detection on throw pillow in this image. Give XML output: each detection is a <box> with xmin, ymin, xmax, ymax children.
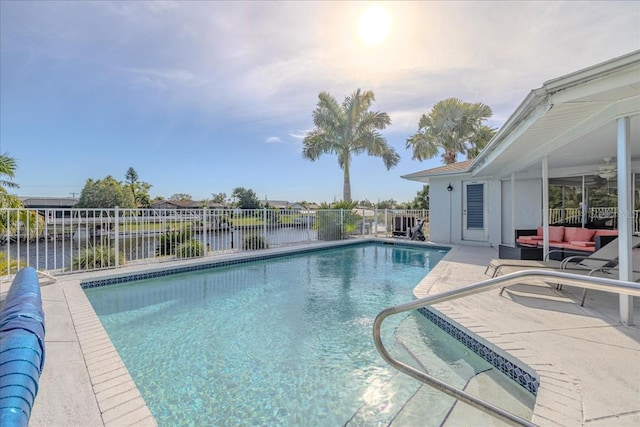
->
<box><xmin>548</xmin><ymin>226</ymin><xmax>565</xmax><ymax>242</ymax></box>
<box><xmin>572</xmin><ymin>228</ymin><xmax>596</xmax><ymax>242</ymax></box>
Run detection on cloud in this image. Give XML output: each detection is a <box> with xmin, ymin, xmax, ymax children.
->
<box><xmin>265</xmin><ymin>136</ymin><xmax>281</xmax><ymax>144</ymax></box>
<box><xmin>289</xmin><ymin>131</ymin><xmax>308</xmax><ymax>140</ymax></box>
<box><xmin>123</xmin><ymin>67</ymin><xmax>208</xmax><ymax>90</ymax></box>
<box><xmin>4</xmin><ymin>1</ymin><xmax>639</xmax><ymax>141</ymax></box>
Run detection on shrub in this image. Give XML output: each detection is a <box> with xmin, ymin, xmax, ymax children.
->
<box><xmin>0</xmin><ymin>252</ymin><xmax>21</xmax><ymax>275</ymax></box>
<box><xmin>176</xmin><ymin>240</ymin><xmax>204</xmax><ymax>258</ymax></box>
<box><xmin>156</xmin><ymin>229</ymin><xmax>193</xmax><ymax>256</ymax></box>
<box><xmin>315</xmin><ymin>209</ymin><xmax>361</xmax><ymax>241</ymax></box>
<box><xmin>316</xmin><ymin>210</ymin><xmax>344</xmax><ymax>241</ymax></box>
<box><xmin>68</xmin><ymin>245</ymin><xmax>124</xmax><ymax>270</ymax></box>
<box><xmin>242</xmin><ymin>233</ymin><xmax>268</xmax><ymax>250</ymax></box>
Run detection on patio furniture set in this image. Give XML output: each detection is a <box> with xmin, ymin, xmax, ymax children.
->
<box><xmin>499</xmin><ymin>226</ymin><xmax>619</xmax><ymax>261</ymax></box>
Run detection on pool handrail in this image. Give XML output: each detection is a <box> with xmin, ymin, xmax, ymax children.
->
<box><xmin>373</xmin><ymin>269</ymin><xmax>640</xmax><ymax>427</ymax></box>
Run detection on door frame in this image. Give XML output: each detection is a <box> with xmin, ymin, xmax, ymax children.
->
<box><xmin>462</xmin><ymin>180</ymin><xmax>488</xmax><ymax>241</ymax></box>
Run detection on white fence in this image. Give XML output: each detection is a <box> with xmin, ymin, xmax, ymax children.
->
<box><xmin>549</xmin><ymin>207</ymin><xmax>640</xmax><ymax>231</ymax></box>
<box><xmin>0</xmin><ymin>208</ymin><xmax>429</xmax><ymax>279</ymax></box>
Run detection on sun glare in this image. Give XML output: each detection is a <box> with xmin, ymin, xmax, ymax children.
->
<box><xmin>358</xmin><ymin>4</ymin><xmax>392</xmax><ymax>46</ymax></box>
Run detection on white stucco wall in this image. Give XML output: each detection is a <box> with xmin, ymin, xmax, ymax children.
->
<box><xmin>487</xmin><ymin>179</ymin><xmax>502</xmax><ymax>247</ymax></box>
<box><xmin>428</xmin><ymin>175</ymin><xmax>541</xmax><ymax>248</ymax></box>
<box><xmin>427</xmin><ymin>176</ymin><xmax>459</xmax><ymax>244</ymax></box>
<box><xmin>428</xmin><ymin>174</ymin><xmax>501</xmax><ymax>246</ymax></box>
<box><xmin>500</xmin><ymin>178</ymin><xmax>542</xmax><ymax>244</ymax></box>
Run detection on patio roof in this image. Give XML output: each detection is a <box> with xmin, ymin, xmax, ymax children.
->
<box><xmin>471</xmin><ymin>50</ymin><xmax>640</xmax><ymax>180</ymax></box>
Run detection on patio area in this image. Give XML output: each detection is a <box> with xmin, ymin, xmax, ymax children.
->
<box><xmin>24</xmin><ymin>240</ymin><xmax>640</xmax><ymax>426</ymax></box>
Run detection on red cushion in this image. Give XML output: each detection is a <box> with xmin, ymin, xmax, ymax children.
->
<box><xmin>594</xmin><ymin>230</ymin><xmax>618</xmax><ymax>237</ymax></box>
<box><xmin>536</xmin><ymin>226</ymin><xmax>543</xmax><ymax>237</ymax></box>
<box><xmin>548</xmin><ymin>226</ymin><xmax>565</xmax><ymax>243</ymax></box>
<box><xmin>564</xmin><ymin>227</ymin><xmax>578</xmax><ymax>242</ymax></box>
<box><xmin>516</xmin><ymin>237</ymin><xmax>540</xmax><ymax>246</ymax></box>
<box><xmin>572</xmin><ymin>228</ymin><xmax>596</xmax><ymax>242</ymax></box>
<box><xmin>571</xmin><ymin>241</ymin><xmax>596</xmax><ymax>247</ymax></box>
<box><xmin>563</xmin><ymin>243</ymin><xmax>596</xmax><ymax>252</ymax></box>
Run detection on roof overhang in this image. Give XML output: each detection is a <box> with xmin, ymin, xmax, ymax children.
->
<box><xmin>403</xmin><ymin>50</ymin><xmax>640</xmax><ymax>184</ymax></box>
<box><xmin>401</xmin><ymin>160</ymin><xmax>473</xmax><ymax>183</ymax></box>
<box><xmin>469</xmin><ymin>50</ymin><xmax>640</xmax><ymax>180</ymax></box>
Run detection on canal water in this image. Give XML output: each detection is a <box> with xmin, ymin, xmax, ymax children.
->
<box><xmin>3</xmin><ymin>228</ymin><xmax>318</xmax><ymax>272</ymax></box>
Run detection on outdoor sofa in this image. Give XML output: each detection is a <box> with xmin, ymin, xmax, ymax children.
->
<box><xmin>515</xmin><ymin>226</ymin><xmax>618</xmax><ymax>258</ymax></box>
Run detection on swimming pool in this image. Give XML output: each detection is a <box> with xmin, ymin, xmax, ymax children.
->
<box><xmin>84</xmin><ymin>243</ymin><xmax>532</xmax><ymax>425</ymax></box>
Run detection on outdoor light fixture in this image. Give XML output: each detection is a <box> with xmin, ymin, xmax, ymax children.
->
<box><xmin>447</xmin><ymin>183</ymin><xmax>453</xmax><ymax>192</ymax></box>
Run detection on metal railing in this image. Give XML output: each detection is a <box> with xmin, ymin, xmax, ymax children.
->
<box><xmin>373</xmin><ymin>269</ymin><xmax>640</xmax><ymax>426</ymax></box>
<box><xmin>549</xmin><ymin>207</ymin><xmax>640</xmax><ymax>232</ymax></box>
<box><xmin>0</xmin><ymin>208</ymin><xmax>428</xmax><ymax>279</ymax></box>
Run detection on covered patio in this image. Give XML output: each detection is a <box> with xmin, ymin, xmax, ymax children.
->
<box><xmin>403</xmin><ymin>50</ymin><xmax>640</xmax><ymax>324</ymax></box>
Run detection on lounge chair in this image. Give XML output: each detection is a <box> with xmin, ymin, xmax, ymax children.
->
<box><xmin>493</xmin><ymin>238</ymin><xmax>640</xmax><ymax>305</ymax></box>
<box><xmin>485</xmin><ymin>236</ymin><xmax>639</xmax><ymax>278</ymax></box>
<box><xmin>573</xmin><ymin>251</ymin><xmax>640</xmax><ymax>306</ymax></box>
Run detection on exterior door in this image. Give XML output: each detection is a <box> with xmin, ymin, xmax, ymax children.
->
<box><xmin>462</xmin><ymin>181</ymin><xmax>487</xmax><ymax>241</ymax></box>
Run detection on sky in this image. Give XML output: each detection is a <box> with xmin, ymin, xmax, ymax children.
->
<box><xmin>1</xmin><ymin>1</ymin><xmax>639</xmax><ymax>205</ymax></box>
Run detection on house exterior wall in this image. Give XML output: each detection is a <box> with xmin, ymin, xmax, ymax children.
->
<box><xmin>500</xmin><ymin>178</ymin><xmax>542</xmax><ymax>244</ymax></box>
<box><xmin>428</xmin><ymin>175</ymin><xmax>503</xmax><ymax>247</ymax></box>
<box><xmin>487</xmin><ymin>179</ymin><xmax>502</xmax><ymax>247</ymax></box>
<box><xmin>429</xmin><ymin>175</ymin><xmax>544</xmax><ymax>246</ymax></box>
<box><xmin>426</xmin><ymin>176</ymin><xmax>456</xmax><ymax>244</ymax></box>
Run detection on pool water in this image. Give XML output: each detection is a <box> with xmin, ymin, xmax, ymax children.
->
<box><xmin>85</xmin><ymin>244</ymin><xmax>530</xmax><ymax>426</ymax></box>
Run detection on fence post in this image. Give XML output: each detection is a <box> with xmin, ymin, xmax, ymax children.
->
<box><xmin>202</xmin><ymin>207</ymin><xmax>207</xmax><ymax>256</ymax></box>
<box><xmin>114</xmin><ymin>206</ymin><xmax>120</xmax><ymax>268</ymax></box>
<box><xmin>374</xmin><ymin>207</ymin><xmax>378</xmax><ymax>237</ymax></box>
<box><xmin>263</xmin><ymin>208</ymin><xmax>267</xmax><ymax>246</ymax></box>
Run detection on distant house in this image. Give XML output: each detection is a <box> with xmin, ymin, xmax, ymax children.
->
<box><xmin>20</xmin><ymin>197</ymin><xmax>78</xmax><ymax>209</ymax></box>
<box><xmin>264</xmin><ymin>200</ymin><xmax>290</xmax><ymax>210</ymax></box>
<box><xmin>151</xmin><ymin>200</ymin><xmax>203</xmax><ymax>210</ymax></box>
<box><xmin>20</xmin><ymin>197</ymin><xmax>78</xmax><ymax>219</ymax></box>
<box><xmin>264</xmin><ymin>201</ymin><xmax>308</xmax><ymax>211</ymax></box>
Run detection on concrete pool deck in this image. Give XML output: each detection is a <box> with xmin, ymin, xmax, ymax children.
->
<box><xmin>16</xmin><ymin>239</ymin><xmax>640</xmax><ymax>426</ymax></box>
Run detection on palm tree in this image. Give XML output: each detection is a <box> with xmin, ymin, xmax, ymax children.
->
<box><xmin>0</xmin><ymin>153</ymin><xmax>43</xmax><ymax>243</ymax></box>
<box><xmin>0</xmin><ymin>153</ymin><xmax>20</xmax><ymax>207</ymax></box>
<box><xmin>303</xmin><ymin>89</ymin><xmax>400</xmax><ymax>202</ymax></box>
<box><xmin>406</xmin><ymin>98</ymin><xmax>497</xmax><ymax>164</ymax></box>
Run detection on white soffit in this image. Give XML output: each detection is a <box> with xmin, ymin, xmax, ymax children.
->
<box><xmin>470</xmin><ymin>53</ymin><xmax>640</xmax><ymax>180</ymax></box>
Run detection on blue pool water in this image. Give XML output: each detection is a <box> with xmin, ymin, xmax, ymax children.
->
<box><xmin>84</xmin><ymin>243</ymin><xmax>497</xmax><ymax>425</ymax></box>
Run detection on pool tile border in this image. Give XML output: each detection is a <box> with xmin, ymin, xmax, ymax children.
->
<box><xmin>80</xmin><ymin>240</ymin><xmax>450</xmax><ymax>289</ymax></box>
<box><xmin>417</xmin><ymin>307</ymin><xmax>539</xmax><ymax>396</ymax></box>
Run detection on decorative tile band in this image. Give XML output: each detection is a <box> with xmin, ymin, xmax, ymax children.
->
<box><xmin>417</xmin><ymin>307</ymin><xmax>539</xmax><ymax>396</ymax></box>
<box><xmin>81</xmin><ymin>240</ymin><xmax>450</xmax><ymax>289</ymax></box>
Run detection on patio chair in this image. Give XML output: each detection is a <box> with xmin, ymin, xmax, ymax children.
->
<box><xmin>486</xmin><ymin>236</ymin><xmax>639</xmax><ymax>278</ymax></box>
<box><xmin>494</xmin><ymin>237</ymin><xmax>640</xmax><ymax>305</ymax></box>
<box><xmin>573</xmin><ymin>251</ymin><xmax>640</xmax><ymax>306</ymax></box>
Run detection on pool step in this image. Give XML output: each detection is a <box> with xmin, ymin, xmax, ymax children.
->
<box><xmin>344</xmin><ymin>369</ymin><xmax>422</xmax><ymax>426</ymax></box>
<box><xmin>346</xmin><ymin>315</ymin><xmax>473</xmax><ymax>426</ymax></box>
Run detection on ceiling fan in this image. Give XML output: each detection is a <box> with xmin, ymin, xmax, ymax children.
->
<box><xmin>597</xmin><ymin>157</ymin><xmax>617</xmax><ymax>180</ymax></box>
